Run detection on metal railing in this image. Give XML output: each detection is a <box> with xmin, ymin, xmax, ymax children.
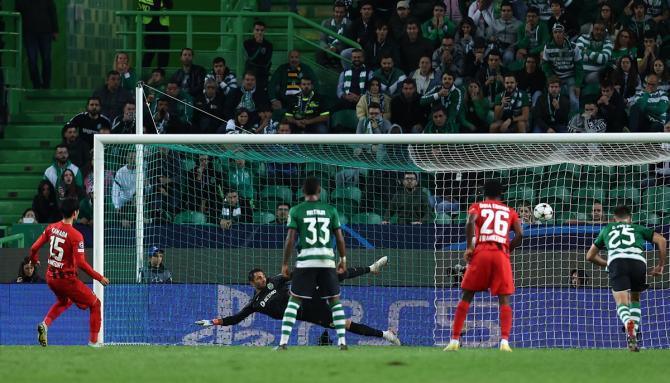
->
<box><xmin>0</xmin><ymin>233</ymin><xmax>24</xmax><ymax>248</ymax></box>
<box><xmin>114</xmin><ymin>10</ymin><xmax>360</xmax><ymax>75</ymax></box>
<box><xmin>0</xmin><ymin>12</ymin><xmax>22</xmax><ymax>87</ymax></box>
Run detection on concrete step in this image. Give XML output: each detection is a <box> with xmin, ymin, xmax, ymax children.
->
<box><xmin>0</xmin><ymin>138</ymin><xmax>60</xmax><ymax>150</ymax></box>
<box><xmin>3</xmin><ymin>189</ymin><xmax>35</xmax><ymax>200</ymax></box>
<box><xmin>3</xmin><ymin>124</ymin><xmax>63</xmax><ymax>139</ymax></box>
<box><xmin>0</xmin><ymin>150</ymin><xmax>53</xmax><ymax>164</ymax></box>
<box><xmin>0</xmin><ymin>163</ymin><xmax>46</xmax><ymax>175</ymax></box>
<box><xmin>0</xmin><ymin>175</ymin><xmax>44</xmax><ymax>189</ymax></box>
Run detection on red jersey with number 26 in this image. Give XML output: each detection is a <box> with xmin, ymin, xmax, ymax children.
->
<box><xmin>29</xmin><ymin>222</ymin><xmax>103</xmax><ymax>281</ymax></box>
<box><xmin>468</xmin><ymin>200</ymin><xmax>519</xmax><ymax>254</ymax></box>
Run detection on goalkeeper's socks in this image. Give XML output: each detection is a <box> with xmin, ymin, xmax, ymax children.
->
<box><xmin>499</xmin><ymin>304</ymin><xmax>513</xmax><ymax>340</ymax></box>
<box><xmin>348</xmin><ymin>322</ymin><xmax>383</xmax><ymax>337</ymax></box>
<box><xmin>629</xmin><ymin>301</ymin><xmax>641</xmax><ymax>332</ymax></box>
<box><xmin>330</xmin><ymin>301</ymin><xmax>347</xmax><ymax>346</ymax></box>
<box><xmin>617</xmin><ymin>304</ymin><xmax>631</xmax><ymax>326</ymax></box>
<box><xmin>279</xmin><ymin>296</ymin><xmax>301</xmax><ymax>345</ymax></box>
<box><xmin>451</xmin><ymin>300</ymin><xmax>470</xmax><ymax>340</ymax></box>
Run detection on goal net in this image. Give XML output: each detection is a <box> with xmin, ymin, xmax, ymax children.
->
<box><xmin>95</xmin><ymin>132</ymin><xmax>670</xmax><ymax>348</ymax></box>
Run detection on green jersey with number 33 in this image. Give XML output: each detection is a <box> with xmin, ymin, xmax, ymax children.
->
<box><xmin>287</xmin><ymin>200</ymin><xmax>341</xmax><ymax>268</ymax></box>
<box><xmin>593</xmin><ymin>223</ymin><xmax>654</xmax><ymax>266</ymax></box>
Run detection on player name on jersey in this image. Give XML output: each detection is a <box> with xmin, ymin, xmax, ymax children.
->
<box><xmin>51</xmin><ymin>227</ymin><xmax>68</xmax><ymax>238</ymax></box>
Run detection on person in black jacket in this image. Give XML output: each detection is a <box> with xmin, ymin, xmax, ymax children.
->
<box><xmin>170</xmin><ymin>48</ymin><xmax>206</xmax><ymax>98</ymax></box>
<box><xmin>15</xmin><ymin>0</ymin><xmax>58</xmax><ymax>89</ymax></box>
<box><xmin>139</xmin><ymin>247</ymin><xmax>173</xmax><ymax>283</ymax></box>
<box><xmin>192</xmin><ymin>79</ymin><xmax>225</xmax><ymax>133</ymax></box>
<box><xmin>533</xmin><ymin>77</ymin><xmax>570</xmax><ymax>133</ymax></box>
<box><xmin>364</xmin><ymin>21</ymin><xmax>400</xmax><ymax>70</ymax></box>
<box><xmin>597</xmin><ymin>81</ymin><xmax>627</xmax><ymax>133</ymax></box>
<box><xmin>13</xmin><ymin>256</ymin><xmax>45</xmax><ymax>283</ymax></box>
<box><xmin>224</xmin><ymin>71</ymin><xmax>270</xmax><ymax>123</ymax></box>
<box><xmin>514</xmin><ymin>55</ymin><xmax>546</xmax><ymax>106</ymax></box>
<box><xmin>390</xmin><ymin>78</ymin><xmax>428</xmax><ymax>133</ymax></box>
<box><xmin>243</xmin><ymin>21</ymin><xmax>273</xmax><ymax>92</ymax></box>
<box><xmin>92</xmin><ymin>71</ymin><xmax>132</xmax><ymax>122</ymax></box>
<box><xmin>32</xmin><ymin>180</ymin><xmax>61</xmax><ymax>224</ymax></box>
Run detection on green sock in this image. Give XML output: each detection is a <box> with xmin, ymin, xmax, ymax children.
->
<box><xmin>617</xmin><ymin>304</ymin><xmax>631</xmax><ymax>326</ymax></box>
<box><xmin>330</xmin><ymin>301</ymin><xmax>347</xmax><ymax>346</ymax></box>
<box><xmin>629</xmin><ymin>302</ymin><xmax>641</xmax><ymax>332</ymax></box>
<box><xmin>279</xmin><ymin>296</ymin><xmax>301</xmax><ymax>345</ymax></box>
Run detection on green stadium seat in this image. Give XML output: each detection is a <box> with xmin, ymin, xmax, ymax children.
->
<box><xmin>259</xmin><ymin>186</ymin><xmax>294</xmax><ymax>211</ymax></box>
<box><xmin>633</xmin><ymin>211</ymin><xmax>660</xmax><ymax>225</ymax></box>
<box><xmin>173</xmin><ymin>211</ymin><xmax>207</xmax><ymax>224</ymax></box>
<box><xmin>574</xmin><ymin>187</ymin><xmax>606</xmax><ymax>202</ymax></box>
<box><xmin>294</xmin><ymin>188</ymin><xmax>329</xmax><ymax>203</ymax></box>
<box><xmin>253</xmin><ymin>212</ymin><xmax>276</xmax><ymax>224</ymax></box>
<box><xmin>9</xmin><ymin>224</ymin><xmax>48</xmax><ymax>248</ymax></box>
<box><xmin>338</xmin><ymin>214</ymin><xmax>349</xmax><ymax>225</ymax></box>
<box><xmin>332</xmin><ymin>186</ymin><xmax>363</xmax><ymax>203</ymax></box>
<box><xmin>609</xmin><ymin>187</ymin><xmax>641</xmax><ymax>206</ymax></box>
<box><xmin>538</xmin><ymin>186</ymin><xmax>571</xmax><ymax>203</ymax></box>
<box><xmin>350</xmin><ymin>212</ymin><xmax>383</xmax><ymax>224</ymax></box>
<box><xmin>434</xmin><ymin>212</ymin><xmax>453</xmax><ymax>224</ymax></box>
<box><xmin>181</xmin><ymin>158</ymin><xmax>196</xmax><ymax>172</ymax></box>
<box><xmin>506</xmin><ymin>186</ymin><xmax>535</xmax><ymax>203</ymax></box>
<box><xmin>330</xmin><ymin>110</ymin><xmax>358</xmax><ymax>133</ymax></box>
<box><xmin>643</xmin><ymin>186</ymin><xmax>670</xmax><ymax>213</ymax></box>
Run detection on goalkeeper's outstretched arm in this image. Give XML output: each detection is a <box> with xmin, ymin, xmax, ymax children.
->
<box><xmin>195</xmin><ymin>302</ymin><xmax>255</xmax><ymax>327</ymax></box>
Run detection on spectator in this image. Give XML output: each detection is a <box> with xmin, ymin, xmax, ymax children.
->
<box><xmin>597</xmin><ymin>81</ymin><xmax>627</xmax><ymax>132</ymax></box>
<box><xmin>421</xmin><ymin>71</ymin><xmax>464</xmax><ymax>133</ymax></box>
<box><xmin>533</xmin><ymin>76</ymin><xmax>571</xmax><ymax>133</ymax></box>
<box><xmin>145</xmin><ymin>67</ymin><xmax>167</xmax><ymax>103</ymax></box>
<box><xmin>111</xmin><ymin>101</ymin><xmax>136</xmax><ymax>134</ymax></box>
<box><xmin>13</xmin><ymin>256</ymin><xmax>44</xmax><ymax>284</ymax></box>
<box><xmin>547</xmin><ymin>0</ymin><xmax>579</xmax><ymax>39</ymax></box>
<box><xmin>424</xmin><ymin>106</ymin><xmax>457</xmax><ymax>133</ymax></box>
<box><xmin>112</xmin><ymin>151</ymin><xmax>137</xmax><ymax>212</ymax></box>
<box><xmin>461</xmin><ymin>37</ymin><xmax>488</xmax><ymax>79</ymax></box>
<box><xmin>410</xmin><ymin>56</ymin><xmax>441</xmax><ymax>96</ymax></box>
<box><xmin>454</xmin><ymin>18</ymin><xmax>476</xmax><ymax>59</ymax></box>
<box><xmin>113</xmin><ymin>52</ymin><xmax>137</xmax><ymax>92</ymax></box>
<box><xmin>365</xmin><ymin>21</ymin><xmax>401</xmax><ymax>71</ymax></box>
<box><xmin>170</xmin><ymin>48</ymin><xmax>206</xmax><ymax>98</ymax></box>
<box><xmin>44</xmin><ymin>144</ymin><xmax>83</xmax><ymax>189</ymax></box>
<box><xmin>254</xmin><ymin>104</ymin><xmax>279</xmax><ymax>134</ymax></box>
<box><xmin>78</xmin><ymin>190</ymin><xmax>93</xmax><ymax>226</ymax></box>
<box><xmin>383</xmin><ymin>172</ymin><xmax>431</xmax><ymax>224</ymax></box>
<box><xmin>227</xmin><ymin>159</ymin><xmax>255</xmax><ymax>201</ymax></box>
<box><xmin>354</xmin><ymin>103</ymin><xmax>392</xmax><ymax>158</ymax></box>
<box><xmin>515</xmin><ymin>55</ymin><xmax>546</xmax><ymax>106</ymax></box>
<box><xmin>15</xmin><ymin>0</ymin><xmax>57</xmax><ymax>89</ymax></box>
<box><xmin>517</xmin><ymin>200</ymin><xmax>535</xmax><ymax>224</ymax></box>
<box><xmin>220</xmin><ymin>190</ymin><xmax>253</xmax><ymax>230</ymax></box>
<box><xmin>490</xmin><ymin>1</ymin><xmax>522</xmax><ymax>64</ymax></box>
<box><xmin>140</xmin><ymin>247</ymin><xmax>173</xmax><ymax>284</ymax></box>
<box><xmin>443</xmin><ymin>0</ymin><xmax>465</xmax><ymax>23</ymax></box>
<box><xmin>528</xmin><ymin>0</ymin><xmax>552</xmax><ymax>21</ymax></box>
<box><xmin>184</xmin><ymin>154</ymin><xmax>220</xmax><ymax>222</ymax></box>
<box><xmin>269</xmin><ymin>50</ymin><xmax>318</xmax><ymax>111</ymax></box>
<box><xmin>644</xmin><ymin>58</ymin><xmax>670</xmax><ymax>91</ymax></box>
<box><xmin>566</xmin><ymin>200</ymin><xmax>609</xmax><ymax>224</ymax></box>
<box><xmin>576</xmin><ymin>19</ymin><xmax>614</xmax><ymax>85</ymax></box>
<box><xmin>433</xmin><ymin>36</ymin><xmax>464</xmax><ymax>83</ymax></box>
<box><xmin>460</xmin><ymin>80</ymin><xmax>491</xmax><ymax>134</ymax></box>
<box><xmin>490</xmin><ymin>74</ymin><xmax>530</xmax><ymax>133</ymax></box>
<box><xmin>542</xmin><ymin>23</ymin><xmax>583</xmax><ymax>113</ymax></box>
<box><xmin>516</xmin><ymin>7</ymin><xmax>549</xmax><ymax>61</ymax></box>
<box><xmin>391</xmin><ymin>79</ymin><xmax>428</xmax><ymax>133</ymax></box>
<box><xmin>628</xmin><ymin>73</ymin><xmax>669</xmax><ymax>132</ymax></box>
<box><xmin>138</xmin><ymin>0</ymin><xmax>172</xmax><ymax>68</ymax></box>
<box><xmin>164</xmin><ymin>80</ymin><xmax>194</xmax><ymax>123</ymax></box>
<box><xmin>32</xmin><ymin>180</ymin><xmax>60</xmax><ymax>223</ymax></box>
<box><xmin>625</xmin><ymin>1</ymin><xmax>657</xmax><ymax>57</ymax></box>
<box><xmin>343</xmin><ymin>1</ymin><xmax>377</xmax><ymax>66</ymax></box>
<box><xmin>567</xmin><ymin>98</ymin><xmax>608</xmax><ymax>133</ymax></box>
<box><xmin>204</xmin><ymin>56</ymin><xmax>238</xmax><ymax>97</ymax></box>
<box><xmin>612</xmin><ymin>55</ymin><xmax>640</xmax><ymax>99</ymax></box>
<box><xmin>275</xmin><ymin>203</ymin><xmax>290</xmax><ymax>225</ymax></box>
<box><xmin>222</xmin><ymin>108</ymin><xmax>254</xmax><ymax>134</ymax></box>
<box><xmin>467</xmin><ymin>0</ymin><xmax>495</xmax><ymax>40</ymax></box>
<box><xmin>476</xmin><ymin>50</ymin><xmax>506</xmax><ymax>105</ymax></box>
<box><xmin>66</xmin><ymin>97</ymin><xmax>112</xmax><ymax>149</ymax></box>
<box><xmin>399</xmin><ymin>19</ymin><xmax>434</xmax><ymax>72</ymax></box>
<box><xmin>61</xmin><ymin>124</ymin><xmax>90</xmax><ymax>170</ymax></box>
<box><xmin>372</xmin><ymin>54</ymin><xmax>407</xmax><ymax>97</ymax></box>
<box><xmin>388</xmin><ymin>1</ymin><xmax>411</xmax><ymax>41</ymax></box>
<box><xmin>317</xmin><ymin>2</ymin><xmax>350</xmax><ymax>68</ymax></box>
<box><xmin>569</xmin><ymin>269</ymin><xmax>589</xmax><ymax>288</ymax></box>
<box><xmin>244</xmin><ymin>21</ymin><xmax>273</xmax><ymax>91</ymax></box>
<box><xmin>421</xmin><ymin>3</ymin><xmax>457</xmax><ymax>45</ymax></box>
<box><xmin>153</xmin><ymin>165</ymin><xmax>182</xmax><ymax>223</ymax></box>
<box><xmin>152</xmin><ymin>98</ymin><xmax>184</xmax><ymax>134</ymax></box>
<box><xmin>336</xmin><ymin>49</ymin><xmax>371</xmax><ymax>110</ymax></box>
<box><xmin>193</xmin><ymin>78</ymin><xmax>225</xmax><ymax>133</ymax></box>
<box><xmin>356</xmin><ymin>78</ymin><xmax>392</xmax><ymax>121</ymax></box>
<box><xmin>641</xmin><ymin>122</ymin><xmax>670</xmax><ymax>188</ymax></box>
<box><xmin>224</xmin><ymin>71</ymin><xmax>270</xmax><ymax>122</ymax></box>
<box><xmin>612</xmin><ymin>28</ymin><xmax>637</xmax><ymax>63</ymax></box>
<box><xmin>582</xmin><ymin>2</ymin><xmax>620</xmax><ymax>40</ymax></box>
<box><xmin>93</xmin><ymin>70</ymin><xmax>132</xmax><ymax>122</ymax></box>
<box><xmin>284</xmin><ymin>77</ymin><xmax>329</xmax><ymax>134</ymax></box>
<box><xmin>56</xmin><ymin>169</ymin><xmax>85</xmax><ymax>206</ymax></box>
<box><xmin>19</xmin><ymin>208</ymin><xmax>37</xmax><ymax>224</ymax></box>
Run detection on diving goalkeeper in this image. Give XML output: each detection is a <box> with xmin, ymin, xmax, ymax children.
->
<box><xmin>195</xmin><ymin>258</ymin><xmax>401</xmax><ymax>345</ymax></box>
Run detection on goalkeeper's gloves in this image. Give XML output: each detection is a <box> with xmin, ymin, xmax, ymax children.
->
<box><xmin>195</xmin><ymin>319</ymin><xmax>214</xmax><ymax>327</ymax></box>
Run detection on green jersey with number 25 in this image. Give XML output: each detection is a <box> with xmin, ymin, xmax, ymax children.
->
<box><xmin>287</xmin><ymin>200</ymin><xmax>341</xmax><ymax>268</ymax></box>
<box><xmin>594</xmin><ymin>223</ymin><xmax>654</xmax><ymax>266</ymax></box>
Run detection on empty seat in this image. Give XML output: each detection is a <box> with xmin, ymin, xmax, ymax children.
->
<box><xmin>253</xmin><ymin>212</ymin><xmax>276</xmax><ymax>224</ymax></box>
<box><xmin>350</xmin><ymin>212</ymin><xmax>383</xmax><ymax>224</ymax></box>
<box><xmin>173</xmin><ymin>211</ymin><xmax>207</xmax><ymax>224</ymax></box>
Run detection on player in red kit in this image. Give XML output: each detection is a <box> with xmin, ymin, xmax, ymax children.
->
<box><xmin>29</xmin><ymin>198</ymin><xmax>109</xmax><ymax>347</ymax></box>
<box><xmin>444</xmin><ymin>179</ymin><xmax>523</xmax><ymax>352</ymax></box>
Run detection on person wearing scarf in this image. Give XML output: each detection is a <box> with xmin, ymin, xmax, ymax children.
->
<box><xmin>285</xmin><ymin>77</ymin><xmax>329</xmax><ymax>134</ymax></box>
<box><xmin>420</xmin><ymin>71</ymin><xmax>464</xmax><ymax>133</ymax></box>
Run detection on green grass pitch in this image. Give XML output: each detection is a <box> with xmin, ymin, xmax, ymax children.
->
<box><xmin>2</xmin><ymin>346</ymin><xmax>668</xmax><ymax>383</ymax></box>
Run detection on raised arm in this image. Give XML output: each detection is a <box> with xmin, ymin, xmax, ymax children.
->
<box><xmin>650</xmin><ymin>232</ymin><xmax>667</xmax><ymax>276</ymax></box>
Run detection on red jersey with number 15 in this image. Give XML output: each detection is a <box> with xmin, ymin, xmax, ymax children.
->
<box><xmin>30</xmin><ymin>222</ymin><xmax>103</xmax><ymax>281</ymax></box>
<box><xmin>468</xmin><ymin>200</ymin><xmax>519</xmax><ymax>254</ymax></box>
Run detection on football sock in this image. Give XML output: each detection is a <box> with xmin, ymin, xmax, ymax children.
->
<box><xmin>343</xmin><ymin>267</ymin><xmax>369</xmax><ymax>280</ymax></box>
<box><xmin>348</xmin><ymin>322</ymin><xmax>382</xmax><ymax>337</ymax></box>
<box><xmin>279</xmin><ymin>296</ymin><xmax>301</xmax><ymax>345</ymax></box>
<box><xmin>500</xmin><ymin>304</ymin><xmax>513</xmax><ymax>340</ymax></box>
<box><xmin>451</xmin><ymin>300</ymin><xmax>470</xmax><ymax>340</ymax></box>
<box><xmin>89</xmin><ymin>299</ymin><xmax>102</xmax><ymax>343</ymax></box>
<box><xmin>44</xmin><ymin>299</ymin><xmax>73</xmax><ymax>326</ymax></box>
<box><xmin>330</xmin><ymin>301</ymin><xmax>347</xmax><ymax>346</ymax></box>
<box><xmin>629</xmin><ymin>302</ymin><xmax>641</xmax><ymax>332</ymax></box>
<box><xmin>617</xmin><ymin>304</ymin><xmax>631</xmax><ymax>326</ymax></box>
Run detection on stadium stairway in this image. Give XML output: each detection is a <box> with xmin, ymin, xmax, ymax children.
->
<box><xmin>0</xmin><ymin>89</ymin><xmax>88</xmax><ymax>225</ymax></box>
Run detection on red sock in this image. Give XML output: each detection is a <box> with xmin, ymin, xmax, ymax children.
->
<box><xmin>500</xmin><ymin>304</ymin><xmax>513</xmax><ymax>340</ymax></box>
<box><xmin>89</xmin><ymin>299</ymin><xmax>102</xmax><ymax>343</ymax></box>
<box><xmin>451</xmin><ymin>300</ymin><xmax>470</xmax><ymax>340</ymax></box>
<box><xmin>44</xmin><ymin>299</ymin><xmax>73</xmax><ymax>326</ymax></box>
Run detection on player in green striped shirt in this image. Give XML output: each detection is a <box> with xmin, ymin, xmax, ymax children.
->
<box><xmin>586</xmin><ymin>206</ymin><xmax>666</xmax><ymax>352</ymax></box>
<box><xmin>277</xmin><ymin>176</ymin><xmax>348</xmax><ymax>350</ymax></box>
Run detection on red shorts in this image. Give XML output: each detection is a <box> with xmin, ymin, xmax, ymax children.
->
<box><xmin>461</xmin><ymin>248</ymin><xmax>515</xmax><ymax>296</ymax></box>
<box><xmin>47</xmin><ymin>277</ymin><xmax>98</xmax><ymax>309</ymax></box>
